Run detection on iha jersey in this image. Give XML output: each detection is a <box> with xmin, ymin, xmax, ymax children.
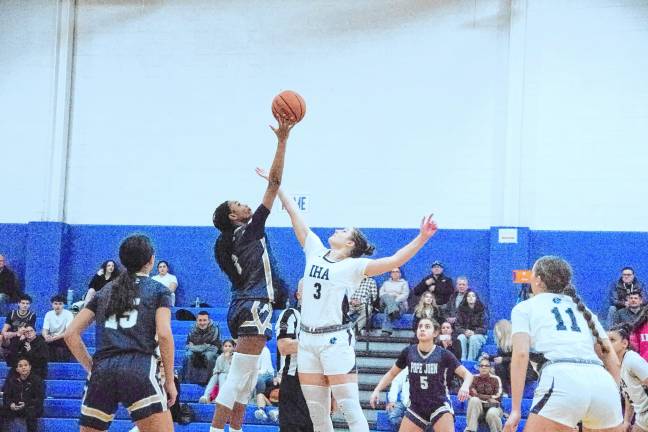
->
<box><xmin>300</xmin><ymin>230</ymin><xmax>370</xmax><ymax>329</ymax></box>
<box><xmin>511</xmin><ymin>292</ymin><xmax>607</xmax><ymax>362</ymax></box>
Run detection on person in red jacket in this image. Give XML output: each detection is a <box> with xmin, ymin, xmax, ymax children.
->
<box><xmin>630</xmin><ymin>306</ymin><xmax>648</xmax><ymax>361</ymax></box>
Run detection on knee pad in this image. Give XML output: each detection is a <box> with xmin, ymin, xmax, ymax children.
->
<box><xmin>215</xmin><ymin>353</ymin><xmax>259</xmax><ymax>409</ymax></box>
<box><xmin>330</xmin><ymin>383</ymin><xmax>369</xmax><ymax>432</ymax></box>
<box><xmin>301</xmin><ymin>384</ymin><xmax>334</xmax><ymax>432</ymax></box>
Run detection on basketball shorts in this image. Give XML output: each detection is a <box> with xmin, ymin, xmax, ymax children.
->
<box><xmin>298</xmin><ymin>328</ymin><xmax>356</xmax><ymax>375</ymax></box>
<box><xmin>227</xmin><ymin>299</ymin><xmax>273</xmax><ymax>340</ymax></box>
<box><xmin>80</xmin><ymin>352</ymin><xmax>167</xmax><ymax>430</ymax></box>
<box><xmin>405</xmin><ymin>401</ymin><xmax>454</xmax><ymax>429</ymax></box>
<box><xmin>531</xmin><ymin>363</ymin><xmax>622</xmax><ymax>429</ymax></box>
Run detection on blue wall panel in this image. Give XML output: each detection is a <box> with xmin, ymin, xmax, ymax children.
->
<box><xmin>0</xmin><ymin>223</ymin><xmax>27</xmax><ymax>288</ymax></box>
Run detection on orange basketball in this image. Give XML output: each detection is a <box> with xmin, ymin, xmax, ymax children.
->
<box><xmin>272</xmin><ymin>90</ymin><xmax>306</xmax><ymax>123</ymax></box>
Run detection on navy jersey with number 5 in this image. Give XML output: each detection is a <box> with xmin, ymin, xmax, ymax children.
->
<box><xmin>396</xmin><ymin>345</ymin><xmax>460</xmax><ymax>414</ymax></box>
<box><xmin>215</xmin><ymin>204</ymin><xmax>275</xmax><ymax>302</ymax></box>
<box><xmin>86</xmin><ymin>276</ymin><xmax>173</xmax><ymax>361</ymax></box>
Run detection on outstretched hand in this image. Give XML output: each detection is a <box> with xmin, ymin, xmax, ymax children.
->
<box><xmin>419</xmin><ymin>214</ymin><xmax>438</xmax><ymax>239</ymax></box>
<box><xmin>269</xmin><ymin>114</ymin><xmax>296</xmax><ymax>142</ymax></box>
<box><xmin>255</xmin><ymin>167</ymin><xmax>269</xmax><ymax>181</ymax></box>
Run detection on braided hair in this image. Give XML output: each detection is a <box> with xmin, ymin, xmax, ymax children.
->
<box><xmin>105</xmin><ymin>235</ymin><xmax>154</xmax><ymax>318</ymax></box>
<box><xmin>609</xmin><ymin>322</ymin><xmax>633</xmax><ymax>349</ymax></box>
<box><xmin>213</xmin><ymin>201</ymin><xmax>242</xmax><ymax>287</ymax></box>
<box><xmin>533</xmin><ymin>255</ymin><xmax>609</xmax><ymax>354</ymax></box>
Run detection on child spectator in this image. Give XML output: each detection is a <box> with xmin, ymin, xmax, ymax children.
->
<box><xmin>412</xmin><ymin>292</ymin><xmax>443</xmax><ymax>332</ymax></box>
<box><xmin>456</xmin><ymin>291</ymin><xmax>487</xmax><ymax>361</ymax></box>
<box><xmin>465</xmin><ymin>358</ymin><xmax>503</xmax><ymax>432</ymax></box>
<box><xmin>7</xmin><ymin>326</ymin><xmax>49</xmax><ymax>379</ymax></box>
<box><xmin>199</xmin><ymin>339</ymin><xmax>235</xmax><ymax>404</ymax></box>
<box><xmin>152</xmin><ymin>261</ymin><xmax>178</xmax><ymax>306</ymax></box>
<box><xmin>412</xmin><ymin>260</ymin><xmax>454</xmax><ymax>308</ymax></box>
<box><xmin>85</xmin><ymin>260</ymin><xmax>120</xmax><ymax>305</ymax></box>
<box><xmin>254</xmin><ymin>375</ymin><xmax>280</xmax><ymax>423</ymax></box>
<box><xmin>42</xmin><ymin>294</ymin><xmax>74</xmax><ymax>362</ymax></box>
<box><xmin>380</xmin><ymin>268</ymin><xmax>410</xmax><ymax>336</ymax></box>
<box><xmin>385</xmin><ymin>367</ymin><xmax>409</xmax><ymax>431</ymax></box>
<box><xmin>182</xmin><ymin>311</ymin><xmax>222</xmax><ymax>384</ymax></box>
<box><xmin>1</xmin><ymin>357</ymin><xmax>45</xmax><ymax>432</ymax></box>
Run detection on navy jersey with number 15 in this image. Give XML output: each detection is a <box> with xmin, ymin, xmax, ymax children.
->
<box><xmin>86</xmin><ymin>276</ymin><xmax>173</xmax><ymax>362</ymax></box>
<box><xmin>396</xmin><ymin>345</ymin><xmax>460</xmax><ymax>414</ymax></box>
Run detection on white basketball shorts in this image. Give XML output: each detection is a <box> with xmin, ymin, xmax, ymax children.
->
<box><xmin>298</xmin><ymin>328</ymin><xmax>356</xmax><ymax>376</ymax></box>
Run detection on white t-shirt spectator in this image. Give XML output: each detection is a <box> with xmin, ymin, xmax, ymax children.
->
<box><xmin>257</xmin><ymin>346</ymin><xmax>275</xmax><ymax>375</ymax></box>
<box><xmin>43</xmin><ymin>309</ymin><xmax>74</xmax><ymax>336</ymax></box>
<box><xmin>152</xmin><ymin>273</ymin><xmax>178</xmax><ymax>290</ymax></box>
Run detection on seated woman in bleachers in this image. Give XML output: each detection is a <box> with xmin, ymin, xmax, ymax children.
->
<box><xmin>379</xmin><ymin>268</ymin><xmax>410</xmax><ymax>336</ymax></box>
<box><xmin>1</xmin><ymin>357</ymin><xmax>45</xmax><ymax>432</ymax></box>
<box><xmin>412</xmin><ymin>291</ymin><xmax>443</xmax><ymax>332</ymax></box>
<box><xmin>84</xmin><ymin>260</ymin><xmax>120</xmax><ymax>305</ymax></box>
<box><xmin>152</xmin><ymin>261</ymin><xmax>178</xmax><ymax>306</ymax></box>
<box><xmin>456</xmin><ymin>291</ymin><xmax>487</xmax><ymax>361</ymax></box>
<box><xmin>435</xmin><ymin>321</ymin><xmax>462</xmax><ymax>360</ymax></box>
<box><xmin>199</xmin><ymin>339</ymin><xmax>236</xmax><ymax>404</ymax></box>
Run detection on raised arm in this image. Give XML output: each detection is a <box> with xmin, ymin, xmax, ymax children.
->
<box><xmin>261</xmin><ymin>116</ymin><xmax>295</xmax><ymax>210</ymax></box>
<box><xmin>364</xmin><ymin>215</ymin><xmax>437</xmax><ymax>277</ymax></box>
<box><xmin>256</xmin><ymin>168</ymin><xmax>309</xmax><ymax>247</ymax></box>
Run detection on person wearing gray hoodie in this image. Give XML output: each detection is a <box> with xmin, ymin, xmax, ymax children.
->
<box><xmin>182</xmin><ymin>311</ymin><xmax>222</xmax><ymax>384</ymax></box>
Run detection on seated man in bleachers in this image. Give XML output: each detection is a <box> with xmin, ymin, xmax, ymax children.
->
<box><xmin>42</xmin><ymin>294</ymin><xmax>74</xmax><ymax>362</ymax></box>
<box><xmin>349</xmin><ymin>276</ymin><xmax>378</xmax><ymax>336</ymax></box>
<box><xmin>613</xmin><ymin>292</ymin><xmax>643</xmax><ymax>326</ymax></box>
<box><xmin>412</xmin><ymin>260</ymin><xmax>454</xmax><ymax>310</ymax></box>
<box><xmin>465</xmin><ymin>359</ymin><xmax>503</xmax><ymax>432</ymax></box>
<box><xmin>379</xmin><ymin>268</ymin><xmax>410</xmax><ymax>336</ymax></box>
<box><xmin>182</xmin><ymin>311</ymin><xmax>222</xmax><ymax>385</ymax></box>
<box><xmin>2</xmin><ymin>294</ymin><xmax>37</xmax><ymax>364</ymax></box>
<box><xmin>385</xmin><ymin>367</ymin><xmax>409</xmax><ymax>432</ymax></box>
<box><xmin>444</xmin><ymin>276</ymin><xmax>470</xmax><ymax>324</ymax></box>
<box><xmin>607</xmin><ymin>267</ymin><xmax>644</xmax><ymax>328</ymax></box>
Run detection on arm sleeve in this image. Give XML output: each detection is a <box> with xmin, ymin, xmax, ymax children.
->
<box><xmin>395</xmin><ymin>347</ymin><xmax>409</xmax><ymax>369</ymax></box>
<box><xmin>510</xmin><ymin>302</ymin><xmax>531</xmax><ymax>335</ymax></box>
<box><xmin>303</xmin><ymin>230</ymin><xmax>326</xmax><ymax>257</ymax></box>
<box><xmin>242</xmin><ymin>204</ymin><xmax>271</xmax><ymax>241</ymax></box>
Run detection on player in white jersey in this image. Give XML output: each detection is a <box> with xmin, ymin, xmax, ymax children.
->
<box><xmin>609</xmin><ymin>323</ymin><xmax>648</xmax><ymax>432</ymax></box>
<box><xmin>504</xmin><ymin>255</ymin><xmax>623</xmax><ymax>432</ymax></box>
<box><xmin>255</xmin><ymin>168</ymin><xmax>438</xmax><ymax>432</ymax></box>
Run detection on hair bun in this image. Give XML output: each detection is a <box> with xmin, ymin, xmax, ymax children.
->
<box><xmin>364</xmin><ymin>243</ymin><xmax>375</xmax><ymax>256</ymax></box>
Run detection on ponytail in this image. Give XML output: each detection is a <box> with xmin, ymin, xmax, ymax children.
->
<box><xmin>563</xmin><ymin>284</ymin><xmax>609</xmax><ymax>354</ymax></box>
<box><xmin>349</xmin><ymin>228</ymin><xmax>375</xmax><ymax>258</ymax></box>
<box><xmin>213</xmin><ymin>201</ymin><xmax>242</xmax><ymax>287</ymax></box>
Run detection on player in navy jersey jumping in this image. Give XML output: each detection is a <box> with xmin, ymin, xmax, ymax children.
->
<box><xmin>209</xmin><ymin>115</ymin><xmax>295</xmax><ymax>432</ymax></box>
<box><xmin>65</xmin><ymin>235</ymin><xmax>176</xmax><ymax>432</ymax></box>
<box><xmin>370</xmin><ymin>318</ymin><xmax>473</xmax><ymax>432</ymax></box>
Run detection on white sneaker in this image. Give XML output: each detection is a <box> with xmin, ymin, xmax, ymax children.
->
<box><xmin>199</xmin><ymin>396</ymin><xmax>210</xmax><ymax>404</ymax></box>
<box><xmin>254</xmin><ymin>409</ymin><xmax>268</xmax><ymax>421</ymax></box>
<box><xmin>268</xmin><ymin>409</ymin><xmax>279</xmax><ymax>423</ymax></box>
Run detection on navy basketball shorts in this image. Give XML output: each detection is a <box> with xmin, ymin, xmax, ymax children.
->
<box><xmin>405</xmin><ymin>401</ymin><xmax>454</xmax><ymax>430</ymax></box>
<box><xmin>80</xmin><ymin>352</ymin><xmax>167</xmax><ymax>430</ymax></box>
<box><xmin>227</xmin><ymin>299</ymin><xmax>273</xmax><ymax>340</ymax></box>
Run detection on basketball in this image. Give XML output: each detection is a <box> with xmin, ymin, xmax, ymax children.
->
<box><xmin>272</xmin><ymin>90</ymin><xmax>306</xmax><ymax>123</ymax></box>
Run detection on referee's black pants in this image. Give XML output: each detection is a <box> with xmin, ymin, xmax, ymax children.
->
<box><xmin>279</xmin><ymin>373</ymin><xmax>314</xmax><ymax>432</ymax></box>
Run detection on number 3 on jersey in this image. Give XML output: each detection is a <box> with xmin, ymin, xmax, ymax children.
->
<box><xmin>551</xmin><ymin>306</ymin><xmax>581</xmax><ymax>332</ymax></box>
<box><xmin>313</xmin><ymin>282</ymin><xmax>322</xmax><ymax>299</ymax></box>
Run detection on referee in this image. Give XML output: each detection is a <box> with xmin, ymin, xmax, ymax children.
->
<box><xmin>275</xmin><ymin>280</ymin><xmax>314</xmax><ymax>432</ymax></box>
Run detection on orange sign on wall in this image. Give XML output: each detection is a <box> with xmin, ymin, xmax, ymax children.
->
<box><xmin>513</xmin><ymin>270</ymin><xmax>532</xmax><ymax>283</ymax></box>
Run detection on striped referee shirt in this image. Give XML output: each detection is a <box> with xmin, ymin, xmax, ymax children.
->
<box><xmin>275</xmin><ymin>307</ymin><xmax>301</xmax><ymax>377</ymax></box>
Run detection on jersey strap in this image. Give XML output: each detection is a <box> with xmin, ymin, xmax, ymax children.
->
<box><xmin>300</xmin><ymin>322</ymin><xmax>353</xmax><ymax>334</ymax></box>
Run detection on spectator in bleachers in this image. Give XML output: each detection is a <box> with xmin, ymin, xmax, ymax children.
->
<box><xmin>444</xmin><ymin>276</ymin><xmax>470</xmax><ymax>324</ymax></box>
<box><xmin>200</xmin><ymin>339</ymin><xmax>236</xmax><ymax>404</ymax></box>
<box><xmin>456</xmin><ymin>291</ymin><xmax>487</xmax><ymax>361</ymax></box>
<box><xmin>436</xmin><ymin>321</ymin><xmax>462</xmax><ymax>360</ymax></box>
<box><xmin>485</xmin><ymin>320</ymin><xmax>513</xmax><ymax>396</ymax></box>
<box><xmin>0</xmin><ymin>254</ymin><xmax>20</xmax><ymax>316</ymax></box>
<box><xmin>613</xmin><ymin>292</ymin><xmax>643</xmax><ymax>326</ymax></box>
<box><xmin>152</xmin><ymin>260</ymin><xmax>178</xmax><ymax>306</ymax></box>
<box><xmin>465</xmin><ymin>358</ymin><xmax>503</xmax><ymax>432</ymax></box>
<box><xmin>385</xmin><ymin>367</ymin><xmax>409</xmax><ymax>431</ymax></box>
<box><xmin>182</xmin><ymin>311</ymin><xmax>222</xmax><ymax>385</ymax></box>
<box><xmin>1</xmin><ymin>357</ymin><xmax>45</xmax><ymax>432</ymax></box>
<box><xmin>412</xmin><ymin>260</ymin><xmax>454</xmax><ymax>309</ymax></box>
<box><xmin>412</xmin><ymin>292</ymin><xmax>443</xmax><ymax>332</ymax></box>
<box><xmin>255</xmin><ymin>345</ymin><xmax>275</xmax><ymax>397</ymax></box>
<box><xmin>254</xmin><ymin>375</ymin><xmax>280</xmax><ymax>423</ymax></box>
<box><xmin>85</xmin><ymin>260</ymin><xmax>120</xmax><ymax>305</ymax></box>
<box><xmin>608</xmin><ymin>267</ymin><xmax>645</xmax><ymax>328</ymax></box>
<box><xmin>631</xmin><ymin>306</ymin><xmax>648</xmax><ymax>361</ymax></box>
<box><xmin>380</xmin><ymin>268</ymin><xmax>410</xmax><ymax>336</ymax></box>
<box><xmin>42</xmin><ymin>294</ymin><xmax>74</xmax><ymax>362</ymax></box>
<box><xmin>350</xmin><ymin>276</ymin><xmax>378</xmax><ymax>335</ymax></box>
<box><xmin>7</xmin><ymin>326</ymin><xmax>49</xmax><ymax>379</ymax></box>
<box><xmin>2</xmin><ymin>294</ymin><xmax>36</xmax><ymax>357</ymax></box>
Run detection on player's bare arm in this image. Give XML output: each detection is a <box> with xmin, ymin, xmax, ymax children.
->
<box><xmin>64</xmin><ymin>308</ymin><xmax>95</xmax><ymax>373</ymax></box>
